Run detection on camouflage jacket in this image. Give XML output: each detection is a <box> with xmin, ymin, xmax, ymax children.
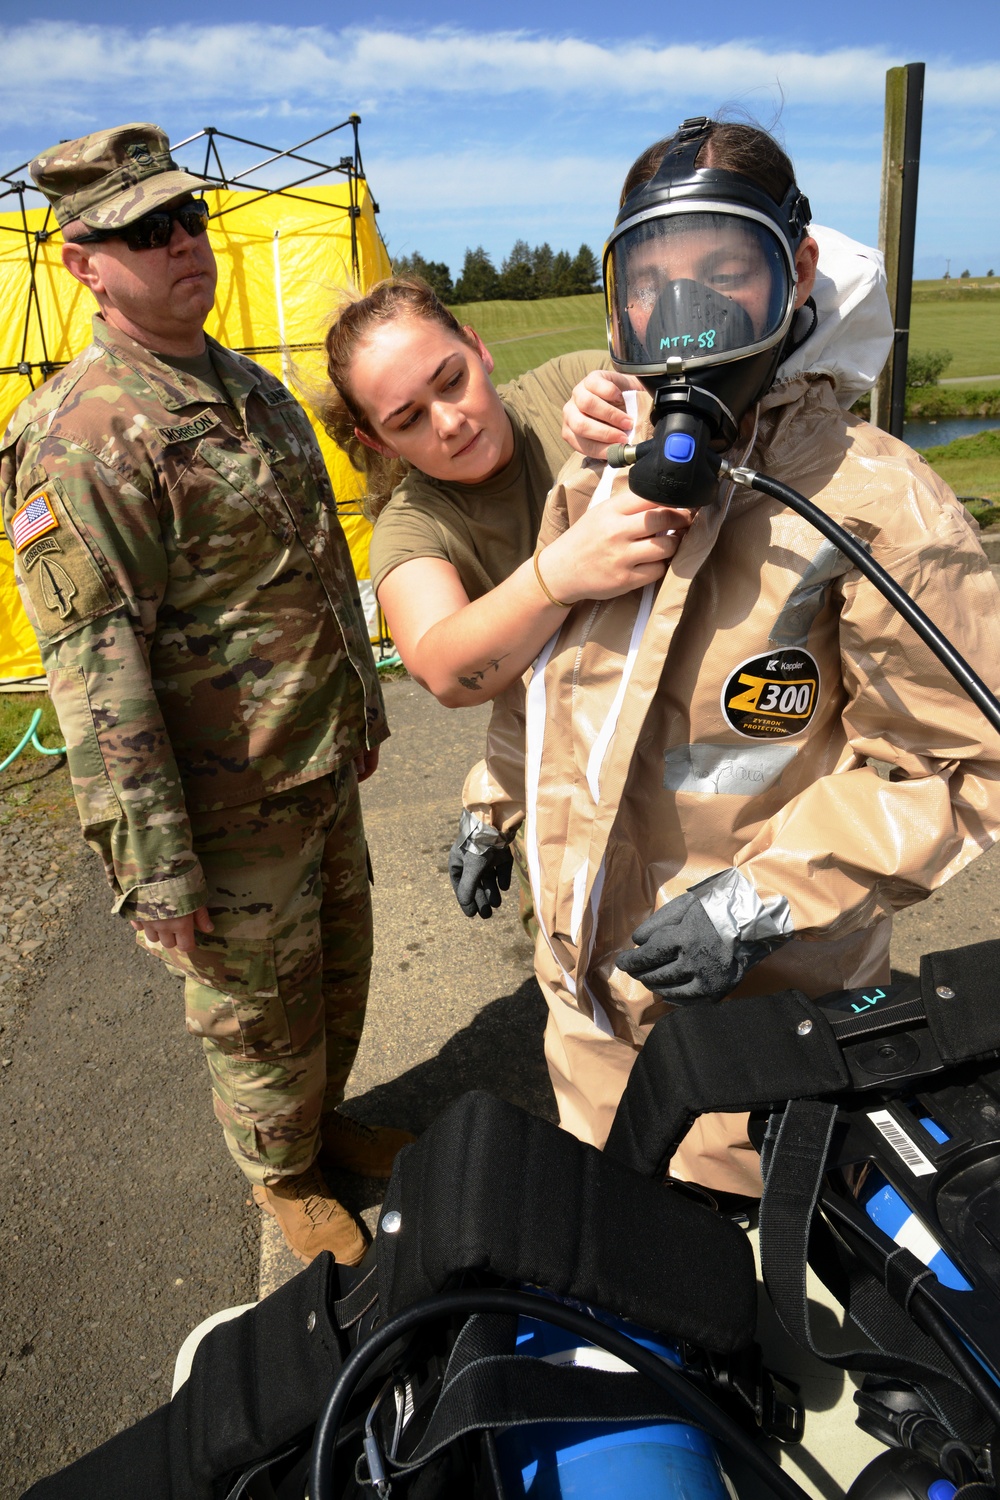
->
<box><xmin>0</xmin><ymin>316</ymin><xmax>388</xmax><ymax>922</ymax></box>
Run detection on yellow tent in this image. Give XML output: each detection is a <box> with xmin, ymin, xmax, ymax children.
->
<box><xmin>0</xmin><ymin>123</ymin><xmax>391</xmax><ymax>686</ymax></box>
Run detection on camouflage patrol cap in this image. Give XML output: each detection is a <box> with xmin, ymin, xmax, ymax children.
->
<box><xmin>30</xmin><ymin>122</ymin><xmax>209</xmax><ymax>230</ymax></box>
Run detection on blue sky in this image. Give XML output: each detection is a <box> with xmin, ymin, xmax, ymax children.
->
<box><xmin>1</xmin><ymin>4</ymin><xmax>998</xmax><ymax>281</ymax></box>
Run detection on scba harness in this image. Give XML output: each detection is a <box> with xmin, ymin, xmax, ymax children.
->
<box><xmin>26</xmin><ymin>940</ymin><xmax>1000</xmax><ymax>1500</ymax></box>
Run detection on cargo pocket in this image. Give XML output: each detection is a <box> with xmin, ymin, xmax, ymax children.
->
<box><xmin>210</xmin><ymin>1092</ymin><xmax>261</xmax><ymax>1171</ymax></box>
<box><xmin>46</xmin><ymin>666</ymin><xmax>122</xmax><ymax>827</ymax></box>
<box><xmin>179</xmin><ymin>933</ymin><xmax>292</xmax><ymax>1058</ymax></box>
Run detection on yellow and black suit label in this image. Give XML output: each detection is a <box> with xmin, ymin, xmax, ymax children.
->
<box><xmin>721</xmin><ymin>648</ymin><xmax>820</xmax><ymax>739</ymax></box>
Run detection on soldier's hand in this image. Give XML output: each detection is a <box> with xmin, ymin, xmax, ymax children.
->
<box><xmin>354</xmin><ymin>746</ymin><xmax>380</xmax><ymax>782</ymax></box>
<box><xmin>561</xmin><ymin>370</ymin><xmax>643</xmax><ymax>460</ymax></box>
<box><xmin>130</xmin><ymin>905</ymin><xmax>214</xmax><ymax>952</ymax></box>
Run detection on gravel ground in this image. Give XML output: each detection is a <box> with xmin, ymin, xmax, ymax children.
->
<box><xmin>0</xmin><ymin>750</ymin><xmax>258</xmax><ymax>1497</ymax></box>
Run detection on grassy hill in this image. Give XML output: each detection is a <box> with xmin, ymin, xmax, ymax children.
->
<box><xmin>922</xmin><ymin>427</ymin><xmax>1000</xmax><ymax>507</ymax></box>
<box><xmin>449</xmin><ymin>292</ymin><xmax>607</xmax><ymax>384</ymax></box>
<box><xmin>908</xmin><ymin>281</ymin><xmax>1000</xmax><ymax>381</ymax></box>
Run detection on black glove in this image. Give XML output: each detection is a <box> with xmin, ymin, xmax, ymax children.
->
<box><xmin>448</xmin><ymin>831</ymin><xmax>513</xmax><ymax>919</ymax></box>
<box><xmin>616</xmin><ymin>891</ymin><xmax>755</xmax><ymax>1004</ymax></box>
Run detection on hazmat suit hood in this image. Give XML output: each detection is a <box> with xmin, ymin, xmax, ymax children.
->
<box><xmin>774</xmin><ymin>224</ymin><xmax>893</xmax><ymax>408</ymax></box>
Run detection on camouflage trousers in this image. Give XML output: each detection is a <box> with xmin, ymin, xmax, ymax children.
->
<box><xmin>141</xmin><ymin>763</ymin><xmax>372</xmax><ymax>1186</ymax></box>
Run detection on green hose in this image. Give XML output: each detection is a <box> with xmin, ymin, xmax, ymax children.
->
<box><xmin>0</xmin><ymin>707</ymin><xmax>66</xmax><ymax>774</ymax></box>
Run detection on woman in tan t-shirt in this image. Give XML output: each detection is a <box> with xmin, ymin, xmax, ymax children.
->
<box><xmin>316</xmin><ymin>279</ymin><xmax>690</xmax><ymax>707</ymax></box>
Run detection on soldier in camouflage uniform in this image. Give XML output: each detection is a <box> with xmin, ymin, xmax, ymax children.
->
<box><xmin>0</xmin><ymin>123</ymin><xmax>413</xmax><ymax>1266</ymax></box>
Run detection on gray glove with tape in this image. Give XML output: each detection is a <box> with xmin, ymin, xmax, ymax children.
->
<box><xmin>616</xmin><ymin>869</ymin><xmax>792</xmax><ymax>1005</ymax></box>
<box><xmin>448</xmin><ymin>810</ymin><xmax>514</xmax><ymax>919</ymax></box>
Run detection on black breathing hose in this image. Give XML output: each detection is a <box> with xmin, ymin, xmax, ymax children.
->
<box><xmin>308</xmin><ymin>1287</ymin><xmax>813</xmax><ymax>1500</ymax></box>
<box><xmin>722</xmin><ymin>464</ymin><xmax>1000</xmax><ymax>738</ymax></box>
<box><xmin>909</xmin><ymin>1289</ymin><xmax>1000</xmax><ymax>1433</ymax></box>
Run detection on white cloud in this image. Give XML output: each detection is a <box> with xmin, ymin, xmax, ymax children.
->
<box><xmin>0</xmin><ymin>20</ymin><xmax>997</xmax><ymax>121</ymax></box>
<box><xmin>366</xmin><ymin>151</ymin><xmax>624</xmax><ymax>213</ymax></box>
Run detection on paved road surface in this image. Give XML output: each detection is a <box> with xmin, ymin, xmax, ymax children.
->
<box><xmin>2</xmin><ymin>675</ymin><xmax>999</xmax><ymax>1496</ymax></box>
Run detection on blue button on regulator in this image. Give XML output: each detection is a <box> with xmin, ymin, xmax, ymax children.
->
<box><xmin>664</xmin><ymin>432</ymin><xmax>696</xmax><ymax>463</ymax></box>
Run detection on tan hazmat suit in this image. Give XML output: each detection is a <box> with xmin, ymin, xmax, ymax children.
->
<box><xmin>465</xmin><ymin>231</ymin><xmax>1000</xmax><ymax>1192</ymax></box>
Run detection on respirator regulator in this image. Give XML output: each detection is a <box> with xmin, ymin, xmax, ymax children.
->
<box><xmin>603</xmin><ymin>116</ymin><xmax>811</xmax><ymax>507</ymax></box>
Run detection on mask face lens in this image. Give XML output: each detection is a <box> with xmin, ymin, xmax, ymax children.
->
<box><xmin>606</xmin><ymin>211</ymin><xmax>792</xmax><ymax>368</ymax></box>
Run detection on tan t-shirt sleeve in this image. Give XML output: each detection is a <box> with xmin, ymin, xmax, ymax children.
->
<box><xmin>500</xmin><ymin>350</ymin><xmax>611</xmax><ymax>473</ymax></box>
<box><xmin>369</xmin><ymin>493</ymin><xmax>454</xmax><ymax>596</ymax></box>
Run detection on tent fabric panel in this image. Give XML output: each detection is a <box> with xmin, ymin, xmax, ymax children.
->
<box><xmin>0</xmin><ymin>534</ymin><xmax>43</xmax><ymax>681</ymax></box>
<box><xmin>0</xmin><ymin>179</ymin><xmax>390</xmax><ymax>682</ymax></box>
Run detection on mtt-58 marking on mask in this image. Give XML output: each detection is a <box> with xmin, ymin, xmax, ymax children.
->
<box><xmin>721</xmin><ymin>648</ymin><xmax>820</xmax><ymax>739</ymax></box>
<box><xmin>658</xmin><ymin>329</ymin><xmax>717</xmax><ymax>351</ymax></box>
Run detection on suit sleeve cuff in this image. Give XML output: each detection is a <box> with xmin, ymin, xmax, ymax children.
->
<box><xmin>112</xmin><ymin>868</ymin><xmax>210</xmax><ymax>923</ymax></box>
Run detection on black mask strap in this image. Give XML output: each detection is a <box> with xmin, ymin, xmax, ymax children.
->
<box><xmin>648</xmin><ymin>116</ymin><xmax>713</xmax><ymax>187</ymax></box>
<box><xmin>782</xmin><ymin>296</ymin><xmax>818</xmax><ymax>362</ymax></box>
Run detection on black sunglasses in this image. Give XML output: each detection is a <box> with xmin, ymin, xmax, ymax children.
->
<box><xmin>70</xmin><ymin>198</ymin><xmax>209</xmax><ymax>252</ymax></box>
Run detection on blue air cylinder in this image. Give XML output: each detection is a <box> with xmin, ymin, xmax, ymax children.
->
<box><xmin>493</xmin><ymin>1310</ymin><xmax>732</xmax><ymax>1499</ymax></box>
<box><xmin>862</xmin><ymin>1117</ymin><xmax>971</xmax><ymax>1293</ymax></box>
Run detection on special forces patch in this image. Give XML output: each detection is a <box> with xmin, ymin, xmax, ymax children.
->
<box><xmin>13</xmin><ymin>483</ymin><xmax>117</xmax><ymax>637</ymax></box>
<box><xmin>721</xmin><ymin>648</ymin><xmax>820</xmax><ymax>739</ymax></box>
<box><xmin>20</xmin><ymin>535</ymin><xmax>77</xmax><ymax>619</ymax></box>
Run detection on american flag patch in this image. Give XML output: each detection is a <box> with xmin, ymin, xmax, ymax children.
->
<box><xmin>10</xmin><ymin>492</ymin><xmax>59</xmax><ymax>553</ymax></box>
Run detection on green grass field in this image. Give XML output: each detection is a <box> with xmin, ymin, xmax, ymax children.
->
<box><xmin>923</xmin><ymin>428</ymin><xmax>1000</xmax><ymax>505</ymax></box>
<box><xmin>0</xmin><ymin>694</ymin><xmax>63</xmax><ymax>764</ymax></box>
<box><xmin>909</xmin><ymin>290</ymin><xmax>1000</xmax><ymax>381</ymax></box>
<box><xmin>450</xmin><ymin>286</ymin><xmax>1000</xmax><ymax>503</ymax></box>
<box><xmin>449</xmin><ymin>292</ymin><xmax>607</xmax><ymax>385</ymax></box>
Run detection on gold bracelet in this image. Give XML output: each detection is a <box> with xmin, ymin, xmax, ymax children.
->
<box><xmin>533</xmin><ymin>549</ymin><xmax>571</xmax><ymax>610</ymax></box>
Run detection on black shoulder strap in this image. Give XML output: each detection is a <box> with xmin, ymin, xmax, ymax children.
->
<box><xmin>373</xmin><ymin>1313</ymin><xmax>693</xmax><ymax>1483</ymax></box>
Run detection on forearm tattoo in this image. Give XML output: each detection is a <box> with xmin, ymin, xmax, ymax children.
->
<box><xmin>458</xmin><ymin>654</ymin><xmax>510</xmax><ymax>692</ymax></box>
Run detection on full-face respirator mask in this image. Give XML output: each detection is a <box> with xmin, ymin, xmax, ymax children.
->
<box><xmin>604</xmin><ymin>116</ymin><xmax>812</xmax><ymax>507</ymax></box>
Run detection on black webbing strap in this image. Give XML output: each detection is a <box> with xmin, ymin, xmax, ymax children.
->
<box><xmin>384</xmin><ymin>1313</ymin><xmax>693</xmax><ymax>1478</ymax></box>
<box><xmin>333</xmin><ymin>1265</ymin><xmax>379</xmax><ymax>1330</ymax></box>
<box><xmin>759</xmin><ymin>1101</ymin><xmax>990</xmax><ymax>1444</ymax></box>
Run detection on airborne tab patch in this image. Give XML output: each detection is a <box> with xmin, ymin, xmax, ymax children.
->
<box><xmin>21</xmin><ymin>534</ymin><xmax>61</xmax><ymax>571</ymax></box>
<box><xmin>260</xmin><ymin>387</ymin><xmax>294</xmax><ymax>407</ymax></box>
<box><xmin>157</xmin><ymin>410</ymin><xmax>221</xmax><ymax>445</ymax></box>
<box><xmin>10</xmin><ymin>491</ymin><xmax>59</xmax><ymax>552</ymax></box>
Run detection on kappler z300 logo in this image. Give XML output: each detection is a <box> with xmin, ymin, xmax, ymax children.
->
<box><xmin>721</xmin><ymin>648</ymin><xmax>820</xmax><ymax>739</ymax></box>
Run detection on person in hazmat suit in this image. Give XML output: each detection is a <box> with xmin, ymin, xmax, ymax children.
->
<box><xmin>453</xmin><ymin>117</ymin><xmax>1000</xmax><ymax>1194</ymax></box>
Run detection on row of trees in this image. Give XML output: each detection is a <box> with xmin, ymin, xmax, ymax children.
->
<box><xmin>392</xmin><ymin>242</ymin><xmax>600</xmax><ymax>304</ymax></box>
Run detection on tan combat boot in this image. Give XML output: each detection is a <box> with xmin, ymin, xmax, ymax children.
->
<box><xmin>252</xmin><ymin>1162</ymin><xmax>368</xmax><ymax>1266</ymax></box>
<box><xmin>320</xmin><ymin>1111</ymin><xmax>416</xmax><ymax>1179</ymax></box>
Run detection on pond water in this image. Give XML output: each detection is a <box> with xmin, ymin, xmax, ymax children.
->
<box><xmin>903</xmin><ymin>416</ymin><xmax>1000</xmax><ymax>451</ymax></box>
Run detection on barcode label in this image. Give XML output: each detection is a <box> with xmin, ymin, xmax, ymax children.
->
<box><xmin>867</xmin><ymin>1110</ymin><xmax>936</xmax><ymax>1176</ymax></box>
